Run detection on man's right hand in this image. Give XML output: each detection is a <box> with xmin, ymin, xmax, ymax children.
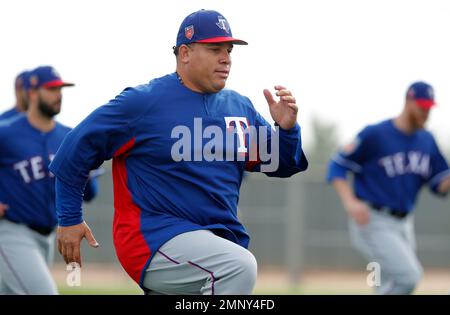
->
<box><xmin>345</xmin><ymin>199</ymin><xmax>370</xmax><ymax>226</ymax></box>
<box><xmin>331</xmin><ymin>179</ymin><xmax>371</xmax><ymax>226</ymax></box>
<box><xmin>0</xmin><ymin>203</ymin><xmax>9</xmax><ymax>217</ymax></box>
<box><xmin>57</xmin><ymin>221</ymin><xmax>99</xmax><ymax>267</ymax></box>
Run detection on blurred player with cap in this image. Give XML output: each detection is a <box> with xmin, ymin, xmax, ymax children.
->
<box><xmin>327</xmin><ymin>81</ymin><xmax>450</xmax><ymax>294</ymax></box>
<box><xmin>0</xmin><ymin>65</ymin><xmax>99</xmax><ymax>294</ymax></box>
<box><xmin>0</xmin><ymin>70</ymin><xmax>32</xmax><ymax>120</ymax></box>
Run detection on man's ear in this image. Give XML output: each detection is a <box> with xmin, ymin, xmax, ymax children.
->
<box><xmin>179</xmin><ymin>44</ymin><xmax>192</xmax><ymax>64</ymax></box>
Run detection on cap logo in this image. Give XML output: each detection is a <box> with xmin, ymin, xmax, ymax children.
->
<box><xmin>185</xmin><ymin>25</ymin><xmax>194</xmax><ymax>40</ymax></box>
<box><xmin>216</xmin><ymin>16</ymin><xmax>230</xmax><ymax>34</ymax></box>
<box><xmin>30</xmin><ymin>75</ymin><xmax>38</xmax><ymax>87</ymax></box>
<box><xmin>427</xmin><ymin>87</ymin><xmax>434</xmax><ymax>99</ymax></box>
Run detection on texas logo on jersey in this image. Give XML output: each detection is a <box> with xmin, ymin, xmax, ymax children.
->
<box><xmin>171</xmin><ymin>117</ymin><xmax>254</xmax><ymax>160</ymax></box>
<box><xmin>224</xmin><ymin>117</ymin><xmax>250</xmax><ymax>154</ymax></box>
<box><xmin>13</xmin><ymin>154</ymin><xmax>55</xmax><ymax>183</ymax></box>
<box><xmin>170</xmin><ymin>116</ymin><xmax>280</xmax><ymax>172</ymax></box>
<box><xmin>379</xmin><ymin>151</ymin><xmax>430</xmax><ymax>178</ymax></box>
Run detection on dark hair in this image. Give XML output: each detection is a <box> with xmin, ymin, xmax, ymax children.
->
<box><xmin>173</xmin><ymin>44</ymin><xmax>193</xmax><ymax>56</ymax></box>
<box><xmin>173</xmin><ymin>46</ymin><xmax>180</xmax><ymax>56</ymax></box>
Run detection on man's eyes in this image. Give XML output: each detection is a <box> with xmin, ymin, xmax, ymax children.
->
<box><xmin>208</xmin><ymin>47</ymin><xmax>233</xmax><ymax>53</ymax></box>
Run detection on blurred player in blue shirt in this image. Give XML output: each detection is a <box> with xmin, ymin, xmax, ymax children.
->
<box><xmin>0</xmin><ymin>70</ymin><xmax>31</xmax><ymax>120</ymax></box>
<box><xmin>0</xmin><ymin>66</ymin><xmax>99</xmax><ymax>294</ymax></box>
<box><xmin>327</xmin><ymin>81</ymin><xmax>450</xmax><ymax>294</ymax></box>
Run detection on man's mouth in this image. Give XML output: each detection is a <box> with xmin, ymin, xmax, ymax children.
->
<box><xmin>215</xmin><ymin>70</ymin><xmax>229</xmax><ymax>79</ymax></box>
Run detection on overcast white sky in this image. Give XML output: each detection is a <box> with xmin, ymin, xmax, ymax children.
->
<box><xmin>1</xmin><ymin>0</ymin><xmax>449</xmax><ymax>149</ymax></box>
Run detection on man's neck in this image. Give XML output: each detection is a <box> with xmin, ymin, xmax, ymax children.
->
<box><xmin>26</xmin><ymin>107</ymin><xmax>55</xmax><ymax>132</ymax></box>
<box><xmin>15</xmin><ymin>103</ymin><xmax>26</xmax><ymax>113</ymax></box>
<box><xmin>393</xmin><ymin>113</ymin><xmax>417</xmax><ymax>134</ymax></box>
<box><xmin>176</xmin><ymin>68</ymin><xmax>207</xmax><ymax>93</ymax></box>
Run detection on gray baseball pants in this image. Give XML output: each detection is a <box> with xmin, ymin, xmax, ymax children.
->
<box><xmin>142</xmin><ymin>229</ymin><xmax>257</xmax><ymax>295</ymax></box>
<box><xmin>0</xmin><ymin>219</ymin><xmax>57</xmax><ymax>295</ymax></box>
<box><xmin>348</xmin><ymin>207</ymin><xmax>423</xmax><ymax>295</ymax></box>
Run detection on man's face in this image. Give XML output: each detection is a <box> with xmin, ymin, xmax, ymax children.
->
<box><xmin>37</xmin><ymin>87</ymin><xmax>62</xmax><ymax>118</ymax></box>
<box><xmin>182</xmin><ymin>42</ymin><xmax>233</xmax><ymax>93</ymax></box>
<box><xmin>407</xmin><ymin>99</ymin><xmax>431</xmax><ymax>130</ymax></box>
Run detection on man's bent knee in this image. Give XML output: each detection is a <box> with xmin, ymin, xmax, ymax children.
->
<box><xmin>226</xmin><ymin>249</ymin><xmax>258</xmax><ymax>293</ymax></box>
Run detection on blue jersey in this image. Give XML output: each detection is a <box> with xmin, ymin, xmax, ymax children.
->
<box><xmin>0</xmin><ymin>107</ymin><xmax>20</xmax><ymax>120</ymax></box>
<box><xmin>0</xmin><ymin>115</ymin><xmax>97</xmax><ymax>229</ymax></box>
<box><xmin>327</xmin><ymin>119</ymin><xmax>450</xmax><ymax>212</ymax></box>
<box><xmin>49</xmin><ymin>72</ymin><xmax>308</xmax><ymax>286</ymax></box>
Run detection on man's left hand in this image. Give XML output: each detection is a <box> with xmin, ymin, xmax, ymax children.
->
<box><xmin>263</xmin><ymin>85</ymin><xmax>298</xmax><ymax>130</ymax></box>
<box><xmin>438</xmin><ymin>176</ymin><xmax>450</xmax><ymax>194</ymax></box>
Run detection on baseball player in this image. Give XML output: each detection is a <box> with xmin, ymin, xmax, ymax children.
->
<box><xmin>327</xmin><ymin>81</ymin><xmax>450</xmax><ymax>295</ymax></box>
<box><xmin>49</xmin><ymin>9</ymin><xmax>308</xmax><ymax>295</ymax></box>
<box><xmin>0</xmin><ymin>65</ymin><xmax>99</xmax><ymax>295</ymax></box>
<box><xmin>0</xmin><ymin>70</ymin><xmax>31</xmax><ymax>120</ymax></box>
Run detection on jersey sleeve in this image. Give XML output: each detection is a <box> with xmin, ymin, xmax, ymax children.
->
<box><xmin>427</xmin><ymin>136</ymin><xmax>450</xmax><ymax>196</ymax></box>
<box><xmin>0</xmin><ymin>127</ymin><xmax>6</xmax><ymax>205</ymax></box>
<box><xmin>49</xmin><ymin>86</ymin><xmax>152</xmax><ymax>226</ymax></box>
<box><xmin>55</xmin><ymin>177</ymin><xmax>85</xmax><ymax>226</ymax></box>
<box><xmin>245</xmin><ymin>107</ymin><xmax>308</xmax><ymax>178</ymax></box>
<box><xmin>82</xmin><ymin>177</ymin><xmax>98</xmax><ymax>202</ymax></box>
<box><xmin>82</xmin><ymin>168</ymin><xmax>105</xmax><ymax>202</ymax></box>
<box><xmin>326</xmin><ymin>126</ymin><xmax>374</xmax><ymax>183</ymax></box>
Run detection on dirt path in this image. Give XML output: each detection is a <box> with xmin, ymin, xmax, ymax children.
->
<box><xmin>51</xmin><ymin>264</ymin><xmax>450</xmax><ymax>294</ymax></box>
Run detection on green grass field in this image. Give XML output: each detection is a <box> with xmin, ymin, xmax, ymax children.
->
<box><xmin>53</xmin><ymin>265</ymin><xmax>450</xmax><ymax>295</ymax></box>
<box><xmin>58</xmin><ymin>287</ymin><xmax>368</xmax><ymax>295</ymax></box>
<box><xmin>59</xmin><ymin>286</ymin><xmax>142</xmax><ymax>295</ymax></box>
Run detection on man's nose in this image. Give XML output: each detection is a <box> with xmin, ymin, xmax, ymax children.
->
<box><xmin>219</xmin><ymin>51</ymin><xmax>231</xmax><ymax>65</ymax></box>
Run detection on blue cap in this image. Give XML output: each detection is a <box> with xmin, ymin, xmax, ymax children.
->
<box><xmin>15</xmin><ymin>70</ymin><xmax>31</xmax><ymax>91</ymax></box>
<box><xmin>176</xmin><ymin>9</ymin><xmax>248</xmax><ymax>47</ymax></box>
<box><xmin>29</xmin><ymin>66</ymin><xmax>74</xmax><ymax>89</ymax></box>
<box><xmin>406</xmin><ymin>81</ymin><xmax>435</xmax><ymax>109</ymax></box>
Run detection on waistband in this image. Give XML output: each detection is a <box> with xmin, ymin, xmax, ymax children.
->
<box><xmin>3</xmin><ymin>217</ymin><xmax>55</xmax><ymax>236</ymax></box>
<box><xmin>370</xmin><ymin>204</ymin><xmax>409</xmax><ymax>219</ymax></box>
